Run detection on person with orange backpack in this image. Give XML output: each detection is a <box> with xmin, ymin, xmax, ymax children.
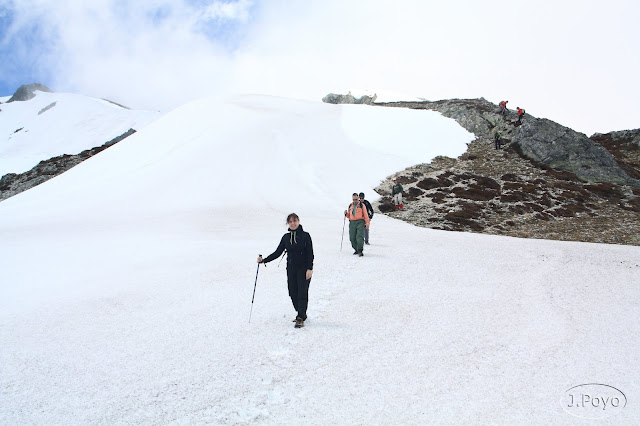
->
<box><xmin>344</xmin><ymin>193</ymin><xmax>370</xmax><ymax>257</ymax></box>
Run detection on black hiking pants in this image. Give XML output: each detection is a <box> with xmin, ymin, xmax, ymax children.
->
<box><xmin>287</xmin><ymin>267</ymin><xmax>311</xmax><ymax>320</ymax></box>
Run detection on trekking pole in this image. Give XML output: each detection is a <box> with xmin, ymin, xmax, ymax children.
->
<box><xmin>340</xmin><ymin>215</ymin><xmax>346</xmax><ymax>251</ymax></box>
<box><xmin>249</xmin><ymin>255</ymin><xmax>261</xmax><ymax>323</ymax></box>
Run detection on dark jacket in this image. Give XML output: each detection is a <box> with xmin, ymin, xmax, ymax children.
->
<box><xmin>362</xmin><ymin>199</ymin><xmax>374</xmax><ymax>219</ymax></box>
<box><xmin>392</xmin><ymin>183</ymin><xmax>404</xmax><ymax>195</ymax></box>
<box><xmin>262</xmin><ymin>225</ymin><xmax>314</xmax><ymax>270</ymax></box>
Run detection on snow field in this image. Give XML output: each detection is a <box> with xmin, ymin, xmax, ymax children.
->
<box><xmin>1</xmin><ymin>95</ymin><xmax>638</xmax><ymax>424</ymax></box>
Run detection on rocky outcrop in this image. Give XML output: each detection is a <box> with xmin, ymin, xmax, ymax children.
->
<box><xmin>0</xmin><ymin>129</ymin><xmax>136</xmax><ymax>201</ymax></box>
<box><xmin>38</xmin><ymin>102</ymin><xmax>57</xmax><ymax>115</ymax></box>
<box><xmin>322</xmin><ymin>92</ymin><xmax>377</xmax><ymax>105</ymax></box>
<box><xmin>373</xmin><ymin>140</ymin><xmax>640</xmax><ymax>246</ymax></box>
<box><xmin>369</xmin><ymin>98</ymin><xmax>639</xmax><ymax>187</ymax></box>
<box><xmin>324</xmin><ymin>93</ymin><xmax>640</xmax><ymax>246</ymax></box>
<box><xmin>376</xmin><ymin>98</ymin><xmax>503</xmax><ymax>138</ymax></box>
<box><xmin>7</xmin><ymin>83</ymin><xmax>53</xmax><ymax>102</ymax></box>
<box><xmin>590</xmin><ymin>129</ymin><xmax>640</xmax><ymax>181</ymax></box>
<box><xmin>514</xmin><ymin>119</ymin><xmax>637</xmax><ymax>185</ymax></box>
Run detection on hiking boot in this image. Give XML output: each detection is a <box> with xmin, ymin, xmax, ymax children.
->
<box><xmin>358</xmin><ymin>250</ymin><xmax>364</xmax><ymax>257</ymax></box>
<box><xmin>353</xmin><ymin>250</ymin><xmax>358</xmax><ymax>255</ymax></box>
<box><xmin>295</xmin><ymin>317</ymin><xmax>305</xmax><ymax>328</ymax></box>
<box><xmin>365</xmin><ymin>241</ymin><xmax>370</xmax><ymax>245</ymax></box>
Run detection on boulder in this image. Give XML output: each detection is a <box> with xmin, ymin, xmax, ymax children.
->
<box><xmin>514</xmin><ymin>119</ymin><xmax>638</xmax><ymax>186</ymax></box>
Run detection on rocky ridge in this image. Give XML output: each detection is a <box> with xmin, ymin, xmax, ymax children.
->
<box><xmin>325</xmin><ymin>94</ymin><xmax>640</xmax><ymax>246</ymax></box>
<box><xmin>322</xmin><ymin>92</ymin><xmax>378</xmax><ymax>105</ymax></box>
<box><xmin>0</xmin><ymin>129</ymin><xmax>136</xmax><ymax>201</ymax></box>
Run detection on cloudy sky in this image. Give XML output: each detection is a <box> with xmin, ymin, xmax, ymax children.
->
<box><xmin>1</xmin><ymin>0</ymin><xmax>638</xmax><ymax>135</ymax></box>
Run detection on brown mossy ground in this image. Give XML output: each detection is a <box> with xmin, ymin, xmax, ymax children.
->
<box><xmin>374</xmin><ymin>133</ymin><xmax>640</xmax><ymax>246</ymax></box>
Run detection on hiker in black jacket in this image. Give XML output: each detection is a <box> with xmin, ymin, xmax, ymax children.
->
<box><xmin>359</xmin><ymin>192</ymin><xmax>374</xmax><ymax>245</ymax></box>
<box><xmin>494</xmin><ymin>131</ymin><xmax>501</xmax><ymax>150</ymax></box>
<box><xmin>258</xmin><ymin>213</ymin><xmax>314</xmax><ymax>328</ymax></box>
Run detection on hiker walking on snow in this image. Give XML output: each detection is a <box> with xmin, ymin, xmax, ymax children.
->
<box><xmin>499</xmin><ymin>100</ymin><xmax>508</xmax><ymax>116</ymax></box>
<box><xmin>516</xmin><ymin>107</ymin><xmax>525</xmax><ymax>125</ymax></box>
<box><xmin>359</xmin><ymin>192</ymin><xmax>374</xmax><ymax>245</ymax></box>
<box><xmin>391</xmin><ymin>177</ymin><xmax>404</xmax><ymax>210</ymax></box>
<box><xmin>258</xmin><ymin>213</ymin><xmax>314</xmax><ymax>328</ymax></box>
<box><xmin>344</xmin><ymin>193</ymin><xmax>370</xmax><ymax>257</ymax></box>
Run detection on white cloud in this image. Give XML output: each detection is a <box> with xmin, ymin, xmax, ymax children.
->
<box><xmin>1</xmin><ymin>0</ymin><xmax>639</xmax><ymax>134</ymax></box>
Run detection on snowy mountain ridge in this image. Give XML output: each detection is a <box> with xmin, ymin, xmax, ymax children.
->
<box><xmin>0</xmin><ymin>86</ymin><xmax>160</xmax><ymax>176</ymax></box>
<box><xmin>0</xmin><ymin>93</ymin><xmax>638</xmax><ymax>424</ymax></box>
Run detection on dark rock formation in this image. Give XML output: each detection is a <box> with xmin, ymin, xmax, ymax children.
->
<box><xmin>514</xmin><ymin>119</ymin><xmax>636</xmax><ymax>185</ymax></box>
<box><xmin>590</xmin><ymin>129</ymin><xmax>640</xmax><ymax>181</ymax></box>
<box><xmin>7</xmin><ymin>83</ymin><xmax>53</xmax><ymax>102</ymax></box>
<box><xmin>38</xmin><ymin>102</ymin><xmax>57</xmax><ymax>115</ymax></box>
<box><xmin>322</xmin><ymin>92</ymin><xmax>377</xmax><ymax>105</ymax></box>
<box><xmin>0</xmin><ymin>129</ymin><xmax>136</xmax><ymax>201</ymax></box>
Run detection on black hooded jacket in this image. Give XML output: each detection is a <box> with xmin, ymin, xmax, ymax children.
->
<box><xmin>262</xmin><ymin>225</ymin><xmax>314</xmax><ymax>270</ymax></box>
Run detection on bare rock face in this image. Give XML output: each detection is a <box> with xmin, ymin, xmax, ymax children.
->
<box><xmin>590</xmin><ymin>129</ymin><xmax>640</xmax><ymax>181</ymax></box>
<box><xmin>514</xmin><ymin>119</ymin><xmax>637</xmax><ymax>186</ymax></box>
<box><xmin>0</xmin><ymin>129</ymin><xmax>136</xmax><ymax>201</ymax></box>
<box><xmin>7</xmin><ymin>83</ymin><xmax>53</xmax><ymax>102</ymax></box>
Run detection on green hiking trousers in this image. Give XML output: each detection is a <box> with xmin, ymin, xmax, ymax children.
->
<box><xmin>349</xmin><ymin>219</ymin><xmax>366</xmax><ymax>252</ymax></box>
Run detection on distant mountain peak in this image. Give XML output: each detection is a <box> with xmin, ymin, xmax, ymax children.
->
<box><xmin>7</xmin><ymin>83</ymin><xmax>53</xmax><ymax>103</ymax></box>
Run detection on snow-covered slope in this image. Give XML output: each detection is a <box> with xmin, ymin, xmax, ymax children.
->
<box><xmin>0</xmin><ymin>95</ymin><xmax>638</xmax><ymax>424</ymax></box>
<box><xmin>0</xmin><ymin>90</ymin><xmax>160</xmax><ymax>175</ymax></box>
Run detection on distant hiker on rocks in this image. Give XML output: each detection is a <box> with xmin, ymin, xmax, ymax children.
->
<box><xmin>516</xmin><ymin>107</ymin><xmax>525</xmax><ymax>125</ymax></box>
<box><xmin>499</xmin><ymin>100</ymin><xmax>508</xmax><ymax>116</ymax></box>
<box><xmin>359</xmin><ymin>192</ymin><xmax>374</xmax><ymax>245</ymax></box>
<box><xmin>344</xmin><ymin>193</ymin><xmax>370</xmax><ymax>257</ymax></box>
<box><xmin>257</xmin><ymin>213</ymin><xmax>314</xmax><ymax>328</ymax></box>
<box><xmin>494</xmin><ymin>131</ymin><xmax>502</xmax><ymax>150</ymax></box>
<box><xmin>391</xmin><ymin>177</ymin><xmax>404</xmax><ymax>210</ymax></box>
